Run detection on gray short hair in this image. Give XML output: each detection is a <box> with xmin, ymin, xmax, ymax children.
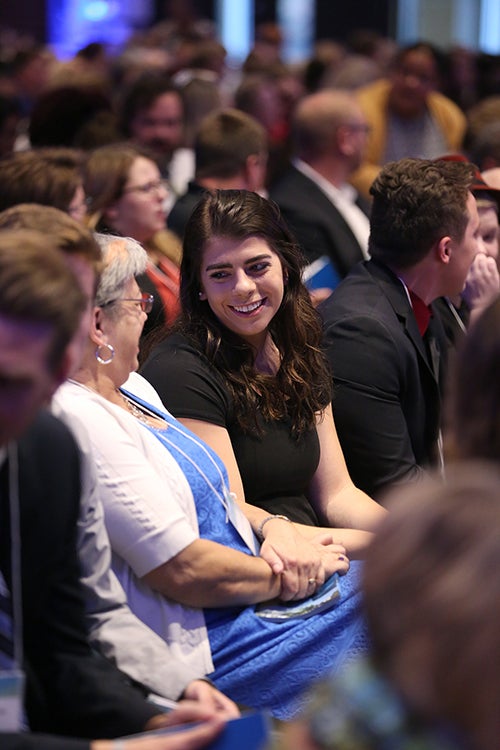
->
<box><xmin>93</xmin><ymin>233</ymin><xmax>148</xmax><ymax>307</ymax></box>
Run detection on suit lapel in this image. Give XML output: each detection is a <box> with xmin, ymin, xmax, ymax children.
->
<box><xmin>368</xmin><ymin>261</ymin><xmax>440</xmax><ymax>383</ymax></box>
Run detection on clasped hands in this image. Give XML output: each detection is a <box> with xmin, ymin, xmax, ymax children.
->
<box><xmin>259</xmin><ymin>524</ymin><xmax>349</xmax><ymax>601</ymax></box>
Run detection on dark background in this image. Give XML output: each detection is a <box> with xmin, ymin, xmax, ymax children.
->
<box><xmin>1</xmin><ymin>0</ymin><xmax>396</xmax><ymax>49</ymax></box>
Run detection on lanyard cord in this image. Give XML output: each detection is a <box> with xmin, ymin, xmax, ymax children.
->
<box><xmin>149</xmin><ymin>418</ymin><xmax>231</xmax><ymax>518</ymax></box>
<box><xmin>7</xmin><ymin>441</ymin><xmax>23</xmax><ymax>669</ymax></box>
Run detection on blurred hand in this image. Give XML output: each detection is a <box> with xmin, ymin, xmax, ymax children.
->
<box><xmin>462</xmin><ymin>253</ymin><xmax>500</xmax><ymax>313</ymax></box>
<box><xmin>182</xmin><ymin>680</ymin><xmax>239</xmax><ymax>719</ymax></box>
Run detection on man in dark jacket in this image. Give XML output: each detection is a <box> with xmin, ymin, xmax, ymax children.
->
<box><xmin>320</xmin><ymin>157</ymin><xmax>479</xmax><ymax>500</ymax></box>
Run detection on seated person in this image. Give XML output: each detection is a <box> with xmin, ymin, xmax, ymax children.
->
<box><xmin>446</xmin><ymin>295</ymin><xmax>500</xmax><ymax>464</ymax></box>
<box><xmin>351</xmin><ymin>42</ymin><xmax>466</xmax><ymax>200</ymax></box>
<box><xmin>284</xmin><ymin>464</ymin><xmax>500</xmax><ymax>750</ymax></box>
<box><xmin>167</xmin><ymin>108</ymin><xmax>267</xmax><ymax>242</ymax></box>
<box><xmin>0</xmin><ymin>229</ymin><xmax>225</xmax><ymax>750</ymax></box>
<box><xmin>84</xmin><ymin>142</ymin><xmax>182</xmax><ymax>337</ymax></box>
<box><xmin>52</xmin><ymin>230</ymin><xmax>374</xmax><ymax>721</ymax></box>
<box><xmin>0</xmin><ymin>203</ymin><xmax>237</xmax><ymax>714</ymax></box>
<box><xmin>141</xmin><ymin>190</ymin><xmax>383</xmax><ymax>543</ymax></box>
<box><xmin>0</xmin><ymin>147</ymin><xmax>88</xmax><ymax>222</ymax></box>
<box><xmin>434</xmin><ymin>156</ymin><xmax>500</xmax><ymax>347</ymax></box>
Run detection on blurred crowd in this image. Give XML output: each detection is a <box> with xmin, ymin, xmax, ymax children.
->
<box><xmin>1</xmin><ymin>9</ymin><xmax>500</xmax><ymax>179</ymax></box>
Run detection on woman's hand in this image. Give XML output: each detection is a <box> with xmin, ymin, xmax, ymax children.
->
<box><xmin>259</xmin><ymin>520</ymin><xmax>349</xmax><ymax>600</ymax></box>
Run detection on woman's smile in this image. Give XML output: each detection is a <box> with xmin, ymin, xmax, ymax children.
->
<box><xmin>200</xmin><ymin>235</ymin><xmax>285</xmax><ymax>347</ymax></box>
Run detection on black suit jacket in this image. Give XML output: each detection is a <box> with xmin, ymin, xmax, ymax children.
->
<box><xmin>320</xmin><ymin>260</ymin><xmax>447</xmax><ymax>500</ymax></box>
<box><xmin>269</xmin><ymin>164</ymin><xmax>367</xmax><ymax>277</ymax></box>
<box><xmin>0</xmin><ymin>411</ymin><xmax>158</xmax><ymax>748</ymax></box>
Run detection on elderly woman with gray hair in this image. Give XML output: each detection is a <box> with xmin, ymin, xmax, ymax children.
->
<box><xmin>53</xmin><ymin>232</ymin><xmax>368</xmax><ymax>721</ymax></box>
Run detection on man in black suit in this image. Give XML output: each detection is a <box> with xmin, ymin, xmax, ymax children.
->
<box><xmin>167</xmin><ymin>108</ymin><xmax>267</xmax><ymax>241</ymax></box>
<box><xmin>320</xmin><ymin>158</ymin><xmax>479</xmax><ymax>500</ymax></box>
<box><xmin>269</xmin><ymin>89</ymin><xmax>371</xmax><ymax>299</ymax></box>
<box><xmin>0</xmin><ymin>230</ymin><xmax>224</xmax><ymax>749</ymax></box>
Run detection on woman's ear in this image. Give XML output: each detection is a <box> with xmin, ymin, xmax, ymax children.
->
<box><xmin>199</xmin><ymin>290</ymin><xmax>207</xmax><ymax>301</ymax></box>
<box><xmin>91</xmin><ymin>306</ymin><xmax>107</xmax><ymax>345</ymax></box>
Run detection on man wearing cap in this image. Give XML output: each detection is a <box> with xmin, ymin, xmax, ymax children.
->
<box><xmin>320</xmin><ymin>157</ymin><xmax>479</xmax><ymax>500</ymax></box>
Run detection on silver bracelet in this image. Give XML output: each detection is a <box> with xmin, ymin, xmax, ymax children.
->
<box><xmin>256</xmin><ymin>514</ymin><xmax>292</xmax><ymax>543</ymax></box>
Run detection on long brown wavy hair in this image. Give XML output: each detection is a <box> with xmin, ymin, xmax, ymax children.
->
<box><xmin>178</xmin><ymin>189</ymin><xmax>332</xmax><ymax>437</ymax></box>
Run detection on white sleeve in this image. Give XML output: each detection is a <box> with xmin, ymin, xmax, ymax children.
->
<box><xmin>53</xmin><ymin>388</ymin><xmax>198</xmax><ymax>578</ymax></box>
<box><xmin>78</xmin><ymin>482</ymin><xmax>202</xmax><ymax>699</ymax></box>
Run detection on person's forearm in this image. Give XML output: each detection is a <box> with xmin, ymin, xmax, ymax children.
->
<box><xmin>143</xmin><ymin>539</ymin><xmax>282</xmax><ymax>607</ymax></box>
<box><xmin>293</xmin><ymin>524</ymin><xmax>374</xmax><ymax>559</ymax></box>
<box><xmin>319</xmin><ymin>484</ymin><xmax>386</xmax><ymax>533</ymax></box>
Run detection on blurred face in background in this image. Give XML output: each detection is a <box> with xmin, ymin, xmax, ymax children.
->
<box><xmin>104</xmin><ymin>155</ymin><xmax>169</xmax><ymax>244</ymax></box>
<box><xmin>389</xmin><ymin>48</ymin><xmax>438</xmax><ymax>119</ymax></box>
<box><xmin>129</xmin><ymin>92</ymin><xmax>184</xmax><ymax>162</ymax></box>
<box><xmin>476</xmin><ymin>202</ymin><xmax>499</xmax><ymax>263</ymax></box>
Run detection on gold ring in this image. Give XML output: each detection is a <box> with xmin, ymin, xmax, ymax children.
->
<box><xmin>308</xmin><ymin>578</ymin><xmax>316</xmax><ymax>585</ymax></box>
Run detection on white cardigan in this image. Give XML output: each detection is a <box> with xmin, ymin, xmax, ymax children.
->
<box><xmin>53</xmin><ymin>375</ymin><xmax>214</xmax><ymax>676</ymax></box>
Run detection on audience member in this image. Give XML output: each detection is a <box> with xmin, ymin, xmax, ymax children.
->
<box><xmin>0</xmin><ymin>148</ymin><xmax>87</xmax><ymax>221</ymax></box>
<box><xmin>118</xmin><ymin>73</ymin><xmax>193</xmax><ymax>196</ymax></box>
<box><xmin>433</xmin><ymin>156</ymin><xmax>500</xmax><ymax>347</ymax></box>
<box><xmin>481</xmin><ymin>166</ymin><xmax>500</xmax><ymax>189</ymax></box>
<box><xmin>463</xmin><ymin>93</ymin><xmax>500</xmax><ymax>167</ymax></box>
<box><xmin>320</xmin><ymin>157</ymin><xmax>478</xmax><ymax>499</ymax></box>
<box><xmin>142</xmin><ymin>190</ymin><xmax>382</xmax><ymax>546</ymax></box>
<box><xmin>319</xmin><ymin>53</ymin><xmax>381</xmax><ymax>91</ymax></box>
<box><xmin>468</xmin><ymin>120</ymin><xmax>500</xmax><ymax>172</ymax></box>
<box><xmin>0</xmin><ymin>202</ymin><xmax>237</xmax><ymax>716</ymax></box>
<box><xmin>53</xmin><ymin>228</ymin><xmax>373</xmax><ymax>720</ymax></box>
<box><xmin>0</xmin><ymin>229</ymin><xmax>225</xmax><ymax>748</ymax></box>
<box><xmin>167</xmin><ymin>109</ymin><xmax>268</xmax><ymax>241</ymax></box>
<box><xmin>28</xmin><ymin>85</ymin><xmax>120</xmax><ymax>150</ymax></box>
<box><xmin>269</xmin><ymin>89</ymin><xmax>371</xmax><ymax>299</ymax></box>
<box><xmin>6</xmin><ymin>44</ymin><xmax>54</xmax><ymax>116</ymax></box>
<box><xmin>447</xmin><ymin>296</ymin><xmax>500</xmax><ymax>463</ymax></box>
<box><xmin>284</xmin><ymin>464</ymin><xmax>500</xmax><ymax>750</ymax></box>
<box><xmin>0</xmin><ymin>93</ymin><xmax>22</xmax><ymax>157</ymax></box>
<box><xmin>234</xmin><ymin>73</ymin><xmax>291</xmax><ymax>186</ymax></box>
<box><xmin>177</xmin><ymin>75</ymin><xmax>223</xmax><ymax>148</ymax></box>
<box><xmin>84</xmin><ymin>142</ymin><xmax>181</xmax><ymax>336</ymax></box>
<box><xmin>351</xmin><ymin>42</ymin><xmax>467</xmax><ymax>199</ymax></box>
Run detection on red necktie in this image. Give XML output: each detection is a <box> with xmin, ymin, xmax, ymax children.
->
<box><xmin>409</xmin><ymin>290</ymin><xmax>432</xmax><ymax>336</ymax></box>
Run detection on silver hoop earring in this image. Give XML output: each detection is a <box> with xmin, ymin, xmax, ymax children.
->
<box><xmin>95</xmin><ymin>343</ymin><xmax>115</xmax><ymax>365</ymax></box>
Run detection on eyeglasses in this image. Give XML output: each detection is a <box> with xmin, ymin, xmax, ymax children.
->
<box><xmin>104</xmin><ymin>293</ymin><xmax>154</xmax><ymax>314</ymax></box>
<box><xmin>122</xmin><ymin>179</ymin><xmax>169</xmax><ymax>196</ymax></box>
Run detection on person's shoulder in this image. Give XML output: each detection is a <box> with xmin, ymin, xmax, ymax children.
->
<box><xmin>319</xmin><ymin>261</ymin><xmax>400</xmax><ymax>323</ymax></box>
<box><xmin>269</xmin><ymin>162</ymin><xmax>307</xmax><ymax>194</ymax></box>
<box><xmin>427</xmin><ymin>89</ymin><xmax>466</xmax><ymax>119</ymax></box>
<box><xmin>319</xmin><ymin>261</ymin><xmax>371</xmax><ymax>306</ymax></box>
<box><xmin>21</xmin><ymin>408</ymin><xmax>78</xmax><ymax>451</ymax></box>
<box><xmin>141</xmin><ymin>330</ymin><xmax>208</xmax><ymax>378</ymax></box>
<box><xmin>356</xmin><ymin>77</ymin><xmax>390</xmax><ymax>103</ymax></box>
<box><xmin>53</xmin><ymin>380</ymin><xmax>107</xmax><ymax>421</ymax></box>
